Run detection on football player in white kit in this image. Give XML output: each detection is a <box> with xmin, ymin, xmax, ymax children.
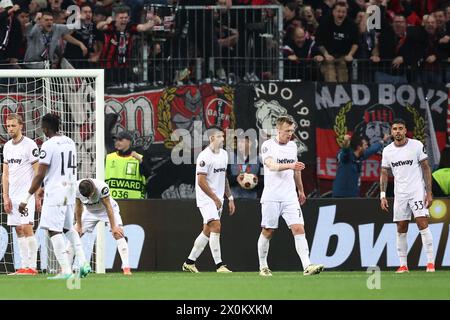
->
<box><xmin>72</xmin><ymin>178</ymin><xmax>132</xmax><ymax>275</ymax></box>
<box><xmin>182</xmin><ymin>126</ymin><xmax>236</xmax><ymax>273</ymax></box>
<box><xmin>19</xmin><ymin>114</ymin><xmax>91</xmax><ymax>279</ymax></box>
<box><xmin>258</xmin><ymin>116</ymin><xmax>324</xmax><ymax>276</ymax></box>
<box><xmin>2</xmin><ymin>113</ymin><xmax>40</xmax><ymax>275</ymax></box>
<box><xmin>380</xmin><ymin>118</ymin><xmax>435</xmax><ymax>273</ymax></box>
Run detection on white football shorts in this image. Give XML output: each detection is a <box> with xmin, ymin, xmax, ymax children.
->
<box><xmin>81</xmin><ymin>204</ymin><xmax>123</xmax><ymax>234</ymax></box>
<box><xmin>199</xmin><ymin>202</ymin><xmax>223</xmax><ymax>224</ymax></box>
<box><xmin>39</xmin><ymin>204</ymin><xmax>74</xmax><ymax>232</ymax></box>
<box><xmin>393</xmin><ymin>189</ymin><xmax>430</xmax><ymax>222</ymax></box>
<box><xmin>7</xmin><ymin>202</ymin><xmax>35</xmax><ymax>226</ymax></box>
<box><xmin>261</xmin><ymin>201</ymin><xmax>304</xmax><ymax>229</ymax></box>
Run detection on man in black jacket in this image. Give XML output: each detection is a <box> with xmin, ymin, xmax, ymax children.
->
<box><xmin>315</xmin><ymin>2</ymin><xmax>358</xmax><ymax>82</ymax></box>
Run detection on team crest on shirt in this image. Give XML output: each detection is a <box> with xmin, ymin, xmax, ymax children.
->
<box><xmin>199</xmin><ymin>160</ymin><xmax>206</xmax><ymax>167</ymax></box>
<box><xmin>101</xmin><ymin>186</ymin><xmax>109</xmax><ymax>196</ymax></box>
<box><xmin>262</xmin><ymin>146</ymin><xmax>268</xmax><ymax>153</ymax></box>
<box><xmin>39</xmin><ymin>150</ymin><xmax>47</xmax><ymax>159</ymax></box>
<box><xmin>32</xmin><ymin>148</ymin><xmax>39</xmax><ymax>157</ymax></box>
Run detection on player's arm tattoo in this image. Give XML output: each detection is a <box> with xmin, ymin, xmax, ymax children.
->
<box><xmin>380</xmin><ymin>167</ymin><xmax>389</xmax><ymax>192</ymax></box>
<box><xmin>420</xmin><ymin>159</ymin><xmax>432</xmax><ymax>193</ymax></box>
<box><xmin>225</xmin><ymin>177</ymin><xmax>232</xmax><ymax>198</ymax></box>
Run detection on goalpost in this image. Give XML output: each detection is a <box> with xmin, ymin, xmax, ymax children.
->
<box><xmin>0</xmin><ymin>69</ymin><xmax>106</xmax><ymax>274</ymax></box>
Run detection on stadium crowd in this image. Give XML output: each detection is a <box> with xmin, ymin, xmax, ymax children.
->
<box><xmin>0</xmin><ymin>0</ymin><xmax>448</xmax><ymax>84</ymax></box>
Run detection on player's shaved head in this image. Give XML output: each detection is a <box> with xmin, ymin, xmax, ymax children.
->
<box><xmin>79</xmin><ymin>179</ymin><xmax>94</xmax><ymax>197</ymax></box>
<box><xmin>206</xmin><ymin>126</ymin><xmax>224</xmax><ymax>138</ymax></box>
<box><xmin>42</xmin><ymin>113</ymin><xmax>60</xmax><ymax>134</ymax></box>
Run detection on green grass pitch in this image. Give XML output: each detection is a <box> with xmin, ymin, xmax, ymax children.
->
<box><xmin>1</xmin><ymin>271</ymin><xmax>449</xmax><ymax>300</ymax></box>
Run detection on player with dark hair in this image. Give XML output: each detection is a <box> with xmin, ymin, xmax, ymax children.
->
<box><xmin>19</xmin><ymin>113</ymin><xmax>91</xmax><ymax>279</ymax></box>
<box><xmin>380</xmin><ymin>118</ymin><xmax>435</xmax><ymax>273</ymax></box>
<box><xmin>71</xmin><ymin>178</ymin><xmax>132</xmax><ymax>275</ymax></box>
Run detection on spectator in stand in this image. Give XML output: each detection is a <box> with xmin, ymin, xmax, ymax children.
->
<box><xmin>355</xmin><ymin>11</ymin><xmax>376</xmax><ymax>59</ymax></box>
<box><xmin>0</xmin><ymin>4</ymin><xmax>22</xmax><ymax>67</ymax></box>
<box><xmin>354</xmin><ymin>10</ymin><xmax>376</xmax><ymax>81</ymax></box>
<box><xmin>28</xmin><ymin>0</ymin><xmax>48</xmax><ymax>22</ymax></box>
<box><xmin>214</xmin><ymin>0</ymin><xmax>239</xmax><ymax>73</ymax></box>
<box><xmin>299</xmin><ymin>5</ymin><xmax>319</xmax><ymax>38</ymax></box>
<box><xmin>432</xmin><ymin>8</ymin><xmax>447</xmax><ymax>33</ymax></box>
<box><xmin>371</xmin><ymin>14</ymin><xmax>409</xmax><ymax>83</ymax></box>
<box><xmin>64</xmin><ymin>3</ymin><xmax>102</xmax><ymax>68</ymax></box>
<box><xmin>123</xmin><ymin>0</ymin><xmax>168</xmax><ymax>24</ymax></box>
<box><xmin>283</xmin><ymin>24</ymin><xmax>323</xmax><ymax>80</ymax></box>
<box><xmin>315</xmin><ymin>2</ymin><xmax>359</xmax><ymax>82</ymax></box>
<box><xmin>24</xmin><ymin>11</ymin><xmax>88</xmax><ymax>68</ymax></box>
<box><xmin>418</xmin><ymin>15</ymin><xmax>447</xmax><ymax>83</ymax></box>
<box><xmin>97</xmin><ymin>5</ymin><xmax>161</xmax><ymax>84</ymax></box>
<box><xmin>387</xmin><ymin>0</ymin><xmax>423</xmax><ymax>26</ymax></box>
<box><xmin>283</xmin><ymin>0</ymin><xmax>302</xmax><ymax>31</ymax></box>
<box><xmin>93</xmin><ymin>5</ymin><xmax>107</xmax><ymax>24</ymax></box>
<box><xmin>14</xmin><ymin>8</ymin><xmax>30</xmax><ymax>63</ymax></box>
<box><xmin>316</xmin><ymin>0</ymin><xmax>336</xmax><ymax>22</ymax></box>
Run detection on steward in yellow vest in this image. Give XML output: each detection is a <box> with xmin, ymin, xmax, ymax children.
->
<box><xmin>105</xmin><ymin>131</ymin><xmax>147</xmax><ymax>199</ymax></box>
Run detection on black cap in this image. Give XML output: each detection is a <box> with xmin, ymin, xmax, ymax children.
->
<box><xmin>116</xmin><ymin>131</ymin><xmax>133</xmax><ymax>141</ymax></box>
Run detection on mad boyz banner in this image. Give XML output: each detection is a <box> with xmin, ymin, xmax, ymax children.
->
<box><xmin>315</xmin><ymin>83</ymin><xmax>448</xmax><ymax>181</ymax></box>
<box><xmin>234</xmin><ymin>82</ymin><xmax>316</xmax><ymax>164</ymax></box>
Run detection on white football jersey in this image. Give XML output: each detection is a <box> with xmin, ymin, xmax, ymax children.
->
<box><xmin>195</xmin><ymin>147</ymin><xmax>228</xmax><ymax>207</ymax></box>
<box><xmin>260</xmin><ymin>138</ymin><xmax>298</xmax><ymax>202</ymax></box>
<box><xmin>39</xmin><ymin>135</ymin><xmax>77</xmax><ymax>206</ymax></box>
<box><xmin>381</xmin><ymin>138</ymin><xmax>428</xmax><ymax>197</ymax></box>
<box><xmin>76</xmin><ymin>178</ymin><xmax>118</xmax><ymax>214</ymax></box>
<box><xmin>3</xmin><ymin>136</ymin><xmax>39</xmax><ymax>202</ymax></box>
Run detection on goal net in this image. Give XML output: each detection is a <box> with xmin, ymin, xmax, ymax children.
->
<box><xmin>0</xmin><ymin>69</ymin><xmax>105</xmax><ymax>274</ymax></box>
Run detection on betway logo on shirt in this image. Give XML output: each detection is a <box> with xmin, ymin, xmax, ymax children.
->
<box><xmin>213</xmin><ymin>168</ymin><xmax>226</xmax><ymax>173</ymax></box>
<box><xmin>7</xmin><ymin>159</ymin><xmax>22</xmax><ymax>165</ymax></box>
<box><xmin>391</xmin><ymin>160</ymin><xmax>413</xmax><ymax>167</ymax></box>
<box><xmin>277</xmin><ymin>159</ymin><xmax>295</xmax><ymax>164</ymax></box>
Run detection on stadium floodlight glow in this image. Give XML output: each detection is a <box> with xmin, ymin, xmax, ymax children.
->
<box><xmin>0</xmin><ymin>69</ymin><xmax>106</xmax><ymax>274</ymax></box>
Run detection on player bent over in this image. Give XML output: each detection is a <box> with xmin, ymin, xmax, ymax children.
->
<box><xmin>71</xmin><ymin>179</ymin><xmax>132</xmax><ymax>275</ymax></box>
